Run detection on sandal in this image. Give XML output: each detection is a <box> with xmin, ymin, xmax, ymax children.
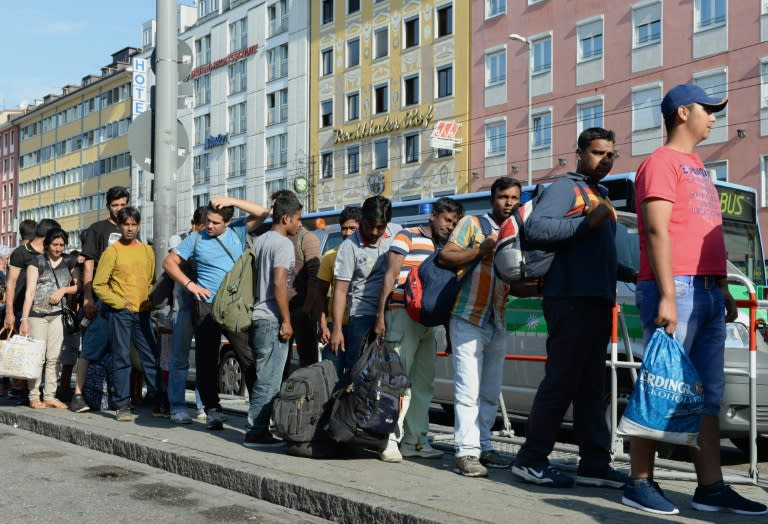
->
<box><xmin>29</xmin><ymin>398</ymin><xmax>47</xmax><ymax>409</ymax></box>
<box><xmin>44</xmin><ymin>398</ymin><xmax>68</xmax><ymax>409</ymax></box>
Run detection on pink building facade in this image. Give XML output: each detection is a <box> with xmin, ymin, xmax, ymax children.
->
<box><xmin>0</xmin><ymin>112</ymin><xmax>20</xmax><ymax>248</ymax></box>
<box><xmin>471</xmin><ymin>0</ymin><xmax>768</xmax><ymax>239</ymax></box>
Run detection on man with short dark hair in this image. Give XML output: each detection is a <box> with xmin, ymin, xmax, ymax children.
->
<box><xmin>621</xmin><ymin>84</ymin><xmax>767</xmax><ymax>516</ymax></box>
<box><xmin>374</xmin><ymin>197</ymin><xmax>463</xmax><ymax>462</ymax></box>
<box><xmin>68</xmin><ymin>186</ymin><xmax>129</xmax><ymax>413</ymax></box>
<box><xmin>244</xmin><ymin>191</ymin><xmax>303</xmax><ymax>446</ymax></box>
<box><xmin>439</xmin><ymin>177</ymin><xmax>519</xmax><ymax>477</ymax></box>
<box><xmin>512</xmin><ymin>128</ymin><xmax>633</xmax><ymax>489</ymax></box>
<box><xmin>330</xmin><ymin>196</ymin><xmax>401</xmax><ymax>382</ymax></box>
<box><xmin>163</xmin><ymin>197</ymin><xmax>268</xmax><ymax>430</ymax></box>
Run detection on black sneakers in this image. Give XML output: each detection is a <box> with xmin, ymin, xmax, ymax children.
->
<box><xmin>68</xmin><ymin>394</ymin><xmax>90</xmax><ymax>413</ymax></box>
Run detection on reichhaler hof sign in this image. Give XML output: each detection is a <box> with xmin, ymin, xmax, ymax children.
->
<box><xmin>332</xmin><ymin>106</ymin><xmax>434</xmax><ymax>145</ymax></box>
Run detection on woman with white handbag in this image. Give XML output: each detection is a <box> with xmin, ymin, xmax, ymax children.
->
<box><xmin>20</xmin><ymin>228</ymin><xmax>79</xmax><ymax>409</ymax></box>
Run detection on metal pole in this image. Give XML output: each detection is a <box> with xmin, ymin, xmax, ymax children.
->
<box><xmin>153</xmin><ymin>0</ymin><xmax>178</xmax><ymax>275</ymax></box>
<box><xmin>526</xmin><ymin>41</ymin><xmax>532</xmax><ymax>187</ymax></box>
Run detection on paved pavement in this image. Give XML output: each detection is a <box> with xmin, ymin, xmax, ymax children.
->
<box><xmin>0</xmin><ymin>393</ymin><xmax>766</xmax><ymax>523</ymax></box>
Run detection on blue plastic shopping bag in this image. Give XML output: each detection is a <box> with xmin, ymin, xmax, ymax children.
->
<box><xmin>618</xmin><ymin>328</ymin><xmax>703</xmax><ymax>448</ymax></box>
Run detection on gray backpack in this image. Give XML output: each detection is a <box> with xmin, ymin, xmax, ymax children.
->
<box><xmin>273</xmin><ymin>360</ymin><xmax>339</xmax><ymax>453</ymax></box>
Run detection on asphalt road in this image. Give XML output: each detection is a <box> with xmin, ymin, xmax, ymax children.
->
<box><xmin>0</xmin><ymin>425</ymin><xmax>329</xmax><ymax>524</ymax></box>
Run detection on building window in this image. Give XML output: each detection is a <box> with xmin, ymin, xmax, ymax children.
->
<box><xmin>267</xmin><ymin>88</ymin><xmax>288</xmax><ymax>125</ymax></box>
<box><xmin>227</xmin><ymin>186</ymin><xmax>247</xmax><ymax>216</ymax></box>
<box><xmin>403</xmin><ymin>75</ymin><xmax>419</xmax><ymax>106</ymax></box>
<box><xmin>194</xmin><ymin>192</ymin><xmax>211</xmax><ymax>210</ymax></box>
<box><xmin>228</xmin><ymin>144</ymin><xmax>247</xmax><ymax>178</ymax></box>
<box><xmin>404</xmin><ymin>133</ymin><xmax>419</xmax><ymax>163</ymax></box>
<box><xmin>694</xmin><ymin>68</ymin><xmax>727</xmax><ymax>142</ymax></box>
<box><xmin>578</xmin><ymin>26</ymin><xmax>603</xmax><ymax>62</ymax></box>
<box><xmin>193</xmin><ymin>154</ymin><xmax>210</xmax><ymax>184</ymax></box>
<box><xmin>265</xmin><ymin>179</ymin><xmax>287</xmax><ymax>199</ymax></box>
<box><xmin>268</xmin><ymin>0</ymin><xmax>288</xmax><ymax>36</ymax></box>
<box><xmin>485</xmin><ymin>50</ymin><xmax>506</xmax><ymax>86</ymax></box>
<box><xmin>436</xmin><ymin>4</ymin><xmax>453</xmax><ymax>38</ymax></box>
<box><xmin>347</xmin><ymin>92</ymin><xmax>359</xmax><ymax>121</ymax></box>
<box><xmin>194</xmin><ymin>114</ymin><xmax>211</xmax><ymax>146</ymax></box>
<box><xmin>761</xmin><ymin>60</ymin><xmax>768</xmax><ymax>108</ymax></box>
<box><xmin>695</xmin><ymin>0</ymin><xmax>726</xmax><ymax>30</ymax></box>
<box><xmin>346</xmin><ymin>145</ymin><xmax>360</xmax><ymax>175</ymax></box>
<box><xmin>193</xmin><ymin>74</ymin><xmax>210</xmax><ymax>105</ymax></box>
<box><xmin>404</xmin><ymin>17</ymin><xmax>420</xmax><ymax>48</ymax></box>
<box><xmin>321</xmin><ymin>99</ymin><xmax>333</xmax><ymax>127</ymax></box>
<box><xmin>198</xmin><ymin>0</ymin><xmax>218</xmax><ymax>18</ymax></box>
<box><xmin>485</xmin><ymin>121</ymin><xmax>506</xmax><ymax>157</ymax></box>
<box><xmin>229</xmin><ymin>18</ymin><xmax>247</xmax><ymax>52</ymax></box>
<box><xmin>704</xmin><ymin>160</ymin><xmax>727</xmax><ymax>182</ymax></box>
<box><xmin>348</xmin><ymin>0</ymin><xmax>360</xmax><ymax>14</ymax></box>
<box><xmin>374</xmin><ymin>139</ymin><xmax>388</xmax><ymax>169</ymax></box>
<box><xmin>267</xmin><ymin>44</ymin><xmax>288</xmax><ymax>81</ymax></box>
<box><xmin>195</xmin><ymin>35</ymin><xmax>211</xmax><ymax>65</ymax></box>
<box><xmin>266</xmin><ymin>133</ymin><xmax>288</xmax><ymax>169</ymax></box>
<box><xmin>228</xmin><ymin>59</ymin><xmax>247</xmax><ymax>94</ymax></box>
<box><xmin>577</xmin><ymin>99</ymin><xmax>604</xmax><ymax>134</ymax></box>
<box><xmin>486</xmin><ymin>0</ymin><xmax>505</xmax><ymax>19</ymax></box>
<box><xmin>532</xmin><ymin>37</ymin><xmax>552</xmax><ymax>73</ymax></box>
<box><xmin>437</xmin><ymin>65</ymin><xmax>453</xmax><ymax>98</ymax></box>
<box><xmin>347</xmin><ymin>38</ymin><xmax>360</xmax><ymax>68</ymax></box>
<box><xmin>374</xmin><ymin>84</ymin><xmax>388</xmax><ymax>114</ymax></box>
<box><xmin>532</xmin><ymin>111</ymin><xmax>552</xmax><ymax>148</ymax></box>
<box><xmin>762</xmin><ymin>155</ymin><xmax>768</xmax><ymax>207</ymax></box>
<box><xmin>635</xmin><ymin>16</ymin><xmax>661</xmax><ymax>47</ymax></box>
<box><xmin>321</xmin><ymin>151</ymin><xmax>333</xmax><ymax>179</ymax></box>
<box><xmin>374</xmin><ymin>26</ymin><xmax>389</xmax><ymax>59</ymax></box>
<box><xmin>321</xmin><ymin>48</ymin><xmax>333</xmax><ymax>76</ymax></box>
<box><xmin>632</xmin><ymin>85</ymin><xmax>662</xmax><ymax>131</ymax></box>
<box><xmin>321</xmin><ymin>0</ymin><xmax>333</xmax><ymax>24</ymax></box>
<box><xmin>228</xmin><ymin>102</ymin><xmax>247</xmax><ymax>135</ymax></box>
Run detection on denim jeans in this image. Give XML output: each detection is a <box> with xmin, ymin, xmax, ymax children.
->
<box><xmin>514</xmin><ymin>297</ymin><xmax>613</xmax><ymax>472</ymax></box>
<box><xmin>168</xmin><ymin>302</ymin><xmax>195</xmax><ymax>414</ymax></box>
<box><xmin>637</xmin><ymin>276</ymin><xmax>726</xmax><ymax>415</ymax></box>
<box><xmin>109</xmin><ymin>308</ymin><xmax>162</xmax><ymax>409</ymax></box>
<box><xmin>246</xmin><ymin>318</ymin><xmax>289</xmax><ymax>434</ymax></box>
<box><xmin>337</xmin><ymin>315</ymin><xmax>376</xmax><ymax>383</ymax></box>
<box><xmin>450</xmin><ymin>315</ymin><xmax>506</xmax><ymax>458</ymax></box>
<box><xmin>80</xmin><ymin>302</ymin><xmax>112</xmax><ymax>362</ymax></box>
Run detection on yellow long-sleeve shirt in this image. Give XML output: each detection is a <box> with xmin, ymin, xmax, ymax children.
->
<box><xmin>93</xmin><ymin>240</ymin><xmax>155</xmax><ymax>313</ymax></box>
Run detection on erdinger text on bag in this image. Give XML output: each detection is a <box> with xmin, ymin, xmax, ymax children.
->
<box><xmin>618</xmin><ymin>328</ymin><xmax>703</xmax><ymax>447</ymax></box>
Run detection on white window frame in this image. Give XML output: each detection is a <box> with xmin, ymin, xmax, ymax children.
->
<box><xmin>374</xmin><ymin>26</ymin><xmax>389</xmax><ymax>59</ymax></box>
<box><xmin>436</xmin><ymin>63</ymin><xmax>453</xmax><ymax>98</ymax></box>
<box><xmin>694</xmin><ymin>0</ymin><xmax>726</xmax><ymax>32</ymax></box>
<box><xmin>347</xmin><ymin>38</ymin><xmax>360</xmax><ymax>68</ymax></box>
<box><xmin>633</xmin><ymin>1</ymin><xmax>662</xmax><ymax>48</ymax></box>
<box><xmin>486</xmin><ymin>0</ymin><xmax>505</xmax><ymax>19</ymax></box>
<box><xmin>631</xmin><ymin>83</ymin><xmax>662</xmax><ymax>132</ymax></box>
<box><xmin>577</xmin><ymin>18</ymin><xmax>603</xmax><ymax>63</ymax></box>
<box><xmin>321</xmin><ymin>151</ymin><xmax>334</xmax><ymax>179</ymax></box>
<box><xmin>404</xmin><ymin>16</ymin><xmax>420</xmax><ymax>48</ymax></box>
<box><xmin>346</xmin><ymin>144</ymin><xmax>360</xmax><ymax>175</ymax></box>
<box><xmin>374</xmin><ymin>139</ymin><xmax>389</xmax><ymax>170</ymax></box>
<box><xmin>346</xmin><ymin>91</ymin><xmax>360</xmax><ymax>121</ymax></box>
<box><xmin>403</xmin><ymin>74</ymin><xmax>420</xmax><ymax>106</ymax></box>
<box><xmin>373</xmin><ymin>83</ymin><xmax>389</xmax><ymax>114</ymax></box>
<box><xmin>320</xmin><ymin>99</ymin><xmax>333</xmax><ymax>128</ymax></box>
<box><xmin>321</xmin><ymin>47</ymin><xmax>333</xmax><ymax>76</ymax></box>
<box><xmin>485</xmin><ymin>49</ymin><xmax>506</xmax><ymax>87</ymax></box>
<box><xmin>436</xmin><ymin>3</ymin><xmax>453</xmax><ymax>38</ymax></box>
<box><xmin>485</xmin><ymin>120</ymin><xmax>506</xmax><ymax>157</ymax></box>
<box><xmin>532</xmin><ymin>110</ymin><xmax>552</xmax><ymax>149</ymax></box>
<box><xmin>760</xmin><ymin>58</ymin><xmax>768</xmax><ymax>108</ymax></box>
<box><xmin>531</xmin><ymin>36</ymin><xmax>552</xmax><ymax>74</ymax></box>
<box><xmin>404</xmin><ymin>132</ymin><xmax>420</xmax><ymax>164</ymax></box>
<box><xmin>577</xmin><ymin>97</ymin><xmax>604</xmax><ymax>135</ymax></box>
<box><xmin>704</xmin><ymin>160</ymin><xmax>728</xmax><ymax>182</ymax></box>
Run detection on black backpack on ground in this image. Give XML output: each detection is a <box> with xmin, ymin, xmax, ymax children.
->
<box><xmin>83</xmin><ymin>353</ymin><xmax>114</xmax><ymax>411</ymax></box>
<box><xmin>325</xmin><ymin>333</ymin><xmax>410</xmax><ymax>451</ymax></box>
<box><xmin>273</xmin><ymin>359</ymin><xmax>340</xmax><ymax>458</ymax></box>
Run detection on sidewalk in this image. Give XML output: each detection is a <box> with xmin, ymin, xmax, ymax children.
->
<box><xmin>0</xmin><ymin>394</ymin><xmax>765</xmax><ymax>524</ymax></box>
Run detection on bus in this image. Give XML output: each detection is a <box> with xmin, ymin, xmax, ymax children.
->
<box><xmin>303</xmin><ymin>172</ymin><xmax>767</xmax><ymax>293</ymax></box>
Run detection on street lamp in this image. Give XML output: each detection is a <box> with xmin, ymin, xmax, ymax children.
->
<box><xmin>509</xmin><ymin>33</ymin><xmax>532</xmax><ymax>187</ymax></box>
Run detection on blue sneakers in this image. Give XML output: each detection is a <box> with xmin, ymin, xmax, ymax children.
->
<box><xmin>575</xmin><ymin>467</ymin><xmax>629</xmax><ymax>489</ymax></box>
<box><xmin>692</xmin><ymin>482</ymin><xmax>768</xmax><ymax>515</ymax></box>
<box><xmin>622</xmin><ymin>478</ymin><xmax>679</xmax><ymax>515</ymax></box>
<box><xmin>511</xmin><ymin>464</ymin><xmax>575</xmax><ymax>488</ymax></box>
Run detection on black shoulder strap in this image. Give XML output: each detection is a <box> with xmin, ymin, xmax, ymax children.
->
<box><xmin>214</xmin><ymin>234</ymin><xmax>236</xmax><ymax>263</ymax></box>
<box><xmin>573</xmin><ymin>181</ymin><xmax>592</xmax><ymax>213</ymax></box>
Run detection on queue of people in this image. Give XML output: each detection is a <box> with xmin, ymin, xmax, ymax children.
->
<box><xmin>0</xmin><ymin>83</ymin><xmax>764</xmax><ymax>518</ymax></box>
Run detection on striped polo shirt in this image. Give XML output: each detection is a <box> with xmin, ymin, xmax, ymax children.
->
<box><xmin>449</xmin><ymin>214</ymin><xmax>509</xmax><ymax>329</ymax></box>
<box><xmin>388</xmin><ymin>225</ymin><xmax>436</xmax><ymax>308</ymax></box>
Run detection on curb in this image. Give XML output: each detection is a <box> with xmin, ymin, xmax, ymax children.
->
<box><xmin>0</xmin><ymin>408</ymin><xmax>470</xmax><ymax>524</ymax></box>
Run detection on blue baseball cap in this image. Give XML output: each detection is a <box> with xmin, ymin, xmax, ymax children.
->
<box><xmin>661</xmin><ymin>83</ymin><xmax>727</xmax><ymax>118</ymax></box>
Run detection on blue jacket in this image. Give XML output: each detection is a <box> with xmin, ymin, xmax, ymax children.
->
<box><xmin>525</xmin><ymin>172</ymin><xmax>634</xmax><ymax>300</ymax></box>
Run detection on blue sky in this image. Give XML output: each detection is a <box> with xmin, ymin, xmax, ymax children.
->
<box><xmin>0</xmin><ymin>1</ymin><xmax>160</xmax><ymax>109</ymax></box>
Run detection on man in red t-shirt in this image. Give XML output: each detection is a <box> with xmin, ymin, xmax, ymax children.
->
<box><xmin>623</xmin><ymin>84</ymin><xmax>767</xmax><ymax>516</ymax></box>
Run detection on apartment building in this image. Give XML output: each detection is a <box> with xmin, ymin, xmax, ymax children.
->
<box><xmin>309</xmin><ymin>0</ymin><xmax>470</xmax><ymax>211</ymax></box>
<box><xmin>471</xmin><ymin>0</ymin><xmax>768</xmax><ymax>220</ymax></box>
<box><xmin>0</xmin><ymin>110</ymin><xmax>23</xmax><ymax>247</ymax></box>
<box><xmin>177</xmin><ymin>0</ymin><xmax>309</xmax><ymax>224</ymax></box>
<box><xmin>14</xmin><ymin>48</ymin><xmax>138</xmax><ymax>248</ymax></box>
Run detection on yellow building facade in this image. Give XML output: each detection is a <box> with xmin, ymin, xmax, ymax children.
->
<box><xmin>309</xmin><ymin>0</ymin><xmax>470</xmax><ymax>211</ymax></box>
<box><xmin>15</xmin><ymin>51</ymin><xmax>135</xmax><ymax>248</ymax></box>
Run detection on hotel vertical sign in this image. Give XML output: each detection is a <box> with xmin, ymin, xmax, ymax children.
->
<box><xmin>132</xmin><ymin>58</ymin><xmax>149</xmax><ymax>119</ymax></box>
